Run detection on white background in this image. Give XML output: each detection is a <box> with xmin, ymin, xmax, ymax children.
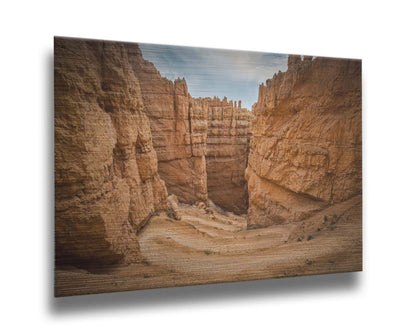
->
<box><xmin>1</xmin><ymin>0</ymin><xmax>415</xmax><ymax>331</ymax></box>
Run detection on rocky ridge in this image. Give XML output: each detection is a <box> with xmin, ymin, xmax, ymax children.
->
<box><xmin>246</xmin><ymin>55</ymin><xmax>362</xmax><ymax>228</ymax></box>
<box><xmin>55</xmin><ymin>38</ymin><xmax>253</xmax><ymax>267</ymax></box>
<box><xmin>55</xmin><ymin>38</ymin><xmax>167</xmax><ymax>266</ymax></box>
<box><xmin>127</xmin><ymin>49</ymin><xmax>209</xmax><ymax>203</ymax></box>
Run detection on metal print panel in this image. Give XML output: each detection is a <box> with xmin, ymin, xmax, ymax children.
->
<box><xmin>54</xmin><ymin>36</ymin><xmax>362</xmax><ymax>297</ymax></box>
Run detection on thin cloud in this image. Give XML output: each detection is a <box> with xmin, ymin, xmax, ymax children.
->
<box><xmin>139</xmin><ymin>43</ymin><xmax>288</xmax><ymax>109</ymax></box>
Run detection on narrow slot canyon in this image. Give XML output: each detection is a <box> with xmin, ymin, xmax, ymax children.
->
<box><xmin>130</xmin><ymin>48</ymin><xmax>253</xmax><ymax>215</ymax></box>
<box><xmin>54</xmin><ymin>37</ymin><xmax>362</xmax><ymax>296</ymax></box>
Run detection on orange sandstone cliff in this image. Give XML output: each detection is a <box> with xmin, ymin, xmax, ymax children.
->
<box><xmin>55</xmin><ymin>38</ymin><xmax>361</xmax><ymax>267</ymax></box>
<box><xmin>54</xmin><ymin>38</ymin><xmax>253</xmax><ymax>267</ymax></box>
<box><xmin>126</xmin><ymin>48</ymin><xmax>252</xmax><ymax>210</ymax></box>
<box><xmin>206</xmin><ymin>97</ymin><xmax>252</xmax><ymax>214</ymax></box>
<box><xmin>127</xmin><ymin>49</ymin><xmax>209</xmax><ymax>204</ymax></box>
<box><xmin>54</xmin><ymin>38</ymin><xmax>167</xmax><ymax>266</ymax></box>
<box><xmin>246</xmin><ymin>55</ymin><xmax>362</xmax><ymax>228</ymax></box>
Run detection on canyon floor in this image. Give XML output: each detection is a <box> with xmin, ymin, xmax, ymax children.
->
<box><xmin>55</xmin><ymin>196</ymin><xmax>362</xmax><ymax>297</ymax></box>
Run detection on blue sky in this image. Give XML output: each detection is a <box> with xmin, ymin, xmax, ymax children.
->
<box><xmin>139</xmin><ymin>43</ymin><xmax>288</xmax><ymax>109</ymax></box>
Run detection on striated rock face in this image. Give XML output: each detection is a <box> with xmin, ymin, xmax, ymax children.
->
<box><xmin>128</xmin><ymin>50</ymin><xmax>208</xmax><ymax>204</ymax></box>
<box><xmin>246</xmin><ymin>55</ymin><xmax>362</xmax><ymax>228</ymax></box>
<box><xmin>121</xmin><ymin>47</ymin><xmax>254</xmax><ymax>211</ymax></box>
<box><xmin>205</xmin><ymin>97</ymin><xmax>252</xmax><ymax>214</ymax></box>
<box><xmin>55</xmin><ymin>38</ymin><xmax>167</xmax><ymax>266</ymax></box>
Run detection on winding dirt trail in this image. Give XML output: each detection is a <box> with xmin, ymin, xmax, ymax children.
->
<box><xmin>55</xmin><ymin>196</ymin><xmax>361</xmax><ymax>296</ymax></box>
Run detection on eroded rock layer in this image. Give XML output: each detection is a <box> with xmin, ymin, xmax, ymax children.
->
<box><xmin>55</xmin><ymin>38</ymin><xmax>167</xmax><ymax>266</ymax></box>
<box><xmin>205</xmin><ymin>97</ymin><xmax>252</xmax><ymax>214</ymax></box>
<box><xmin>128</xmin><ymin>50</ymin><xmax>208</xmax><ymax>204</ymax></box>
<box><xmin>123</xmin><ymin>47</ymin><xmax>254</xmax><ymax>210</ymax></box>
<box><xmin>246</xmin><ymin>55</ymin><xmax>362</xmax><ymax>228</ymax></box>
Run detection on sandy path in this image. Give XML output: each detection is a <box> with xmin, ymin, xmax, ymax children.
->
<box><xmin>138</xmin><ymin>197</ymin><xmax>361</xmax><ymax>276</ymax></box>
<box><xmin>55</xmin><ymin>196</ymin><xmax>362</xmax><ymax>296</ymax></box>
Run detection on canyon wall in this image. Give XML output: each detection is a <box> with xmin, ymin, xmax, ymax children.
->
<box><xmin>55</xmin><ymin>38</ymin><xmax>168</xmax><ymax>266</ymax></box>
<box><xmin>205</xmin><ymin>97</ymin><xmax>252</xmax><ymax>214</ymax></box>
<box><xmin>127</xmin><ymin>48</ymin><xmax>252</xmax><ymax>211</ymax></box>
<box><xmin>55</xmin><ymin>38</ymin><xmax>253</xmax><ymax>269</ymax></box>
<box><xmin>55</xmin><ymin>38</ymin><xmax>361</xmax><ymax>268</ymax></box>
<box><xmin>127</xmin><ymin>49</ymin><xmax>208</xmax><ymax>204</ymax></box>
<box><xmin>246</xmin><ymin>55</ymin><xmax>362</xmax><ymax>228</ymax></box>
